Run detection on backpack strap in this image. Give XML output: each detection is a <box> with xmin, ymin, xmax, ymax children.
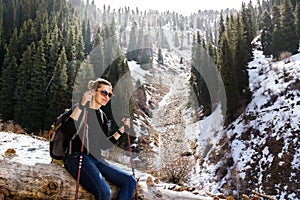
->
<box><xmin>66</xmin><ymin>107</ymin><xmax>89</xmax><ymax>156</ymax></box>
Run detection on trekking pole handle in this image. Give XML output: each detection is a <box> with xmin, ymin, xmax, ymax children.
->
<box><xmin>121</xmin><ymin>114</ymin><xmax>131</xmax><ymax>132</ymax></box>
<box><xmin>80</xmin><ymin>90</ymin><xmax>93</xmax><ymax>107</ymax></box>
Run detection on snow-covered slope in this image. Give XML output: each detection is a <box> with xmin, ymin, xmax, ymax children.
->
<box><xmin>195</xmin><ymin>47</ymin><xmax>300</xmax><ymax>199</ymax></box>
<box><xmin>0</xmin><ymin>132</ymin><xmax>51</xmax><ymax>165</ymax></box>
<box><xmin>125</xmin><ymin>31</ymin><xmax>300</xmax><ymax>199</ymax></box>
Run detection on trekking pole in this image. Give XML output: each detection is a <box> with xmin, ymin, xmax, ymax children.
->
<box><xmin>127</xmin><ymin>133</ymin><xmax>136</xmax><ymax>177</ymax></box>
<box><xmin>75</xmin><ymin>108</ymin><xmax>89</xmax><ymax>200</ymax></box>
<box><xmin>127</xmin><ymin>132</ymin><xmax>138</xmax><ymax>200</ymax></box>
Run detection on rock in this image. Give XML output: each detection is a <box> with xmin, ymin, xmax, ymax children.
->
<box><xmin>0</xmin><ymin>159</ymin><xmax>121</xmax><ymax>200</ymax></box>
<box><xmin>4</xmin><ymin>148</ymin><xmax>16</xmax><ymax>154</ymax></box>
<box><xmin>146</xmin><ymin>176</ymin><xmax>153</xmax><ymax>186</ymax></box>
<box><xmin>242</xmin><ymin>194</ymin><xmax>250</xmax><ymax>200</ymax></box>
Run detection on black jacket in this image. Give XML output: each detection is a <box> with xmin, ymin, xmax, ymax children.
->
<box><xmin>60</xmin><ymin>106</ymin><xmax>115</xmax><ymax>159</ymax></box>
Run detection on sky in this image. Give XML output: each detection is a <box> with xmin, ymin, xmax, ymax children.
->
<box><xmin>94</xmin><ymin>0</ymin><xmax>255</xmax><ymax>15</ymax></box>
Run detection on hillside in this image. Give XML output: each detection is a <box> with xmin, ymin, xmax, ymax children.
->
<box><xmin>101</xmin><ymin>33</ymin><xmax>300</xmax><ymax>199</ymax></box>
<box><xmin>193</xmin><ymin>40</ymin><xmax>300</xmax><ymax>199</ymax></box>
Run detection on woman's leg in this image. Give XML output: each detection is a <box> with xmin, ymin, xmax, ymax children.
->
<box><xmin>96</xmin><ymin>158</ymin><xmax>136</xmax><ymax>200</ymax></box>
<box><xmin>64</xmin><ymin>153</ymin><xmax>111</xmax><ymax>200</ymax></box>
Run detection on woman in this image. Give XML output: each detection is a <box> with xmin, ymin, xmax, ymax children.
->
<box><xmin>61</xmin><ymin>78</ymin><xmax>136</xmax><ymax>200</ymax></box>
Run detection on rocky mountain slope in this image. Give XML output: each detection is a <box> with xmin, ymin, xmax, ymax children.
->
<box><xmin>193</xmin><ymin>44</ymin><xmax>300</xmax><ymax>199</ymax></box>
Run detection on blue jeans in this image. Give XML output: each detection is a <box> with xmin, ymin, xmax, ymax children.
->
<box><xmin>64</xmin><ymin>153</ymin><xmax>136</xmax><ymax>200</ymax></box>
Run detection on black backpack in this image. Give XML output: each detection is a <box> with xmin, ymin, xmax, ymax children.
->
<box><xmin>48</xmin><ymin>108</ymin><xmax>73</xmax><ymax>160</ymax></box>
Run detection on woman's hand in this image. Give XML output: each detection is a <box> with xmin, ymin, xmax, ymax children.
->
<box><xmin>111</xmin><ymin>116</ymin><xmax>131</xmax><ymax>141</ymax></box>
<box><xmin>80</xmin><ymin>90</ymin><xmax>93</xmax><ymax>106</ymax></box>
<box><xmin>122</xmin><ymin>117</ymin><xmax>131</xmax><ymax>128</ymax></box>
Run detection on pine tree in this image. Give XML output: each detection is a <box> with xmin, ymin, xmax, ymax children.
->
<box><xmin>0</xmin><ymin>28</ymin><xmax>18</xmax><ymax>120</ymax></box>
<box><xmin>102</xmin><ymin>19</ymin><xmax>116</xmax><ymax>69</ymax></box>
<box><xmin>22</xmin><ymin>0</ymin><xmax>35</xmax><ymax>22</ymax></box>
<box><xmin>261</xmin><ymin>10</ymin><xmax>273</xmax><ymax>57</ymax></box>
<box><xmin>72</xmin><ymin>58</ymin><xmax>95</xmax><ymax>104</ymax></box>
<box><xmin>47</xmin><ymin>47</ymin><xmax>70</xmax><ymax>125</ymax></box>
<box><xmin>0</xmin><ymin>55</ymin><xmax>18</xmax><ymax>121</ymax></box>
<box><xmin>216</xmin><ymin>9</ymin><xmax>253</xmax><ymax>123</ymax></box>
<box><xmin>127</xmin><ymin>22</ymin><xmax>138</xmax><ymax>61</ymax></box>
<box><xmin>271</xmin><ymin>5</ymin><xmax>282</xmax><ymax>58</ymax></box>
<box><xmin>16</xmin><ymin>19</ymin><xmax>37</xmax><ymax>63</ymax></box>
<box><xmin>14</xmin><ymin>43</ymin><xmax>34</xmax><ymax>128</ymax></box>
<box><xmin>280</xmin><ymin>0</ymin><xmax>299</xmax><ymax>55</ymax></box>
<box><xmin>217</xmin><ymin>35</ymin><xmax>239</xmax><ymax>122</ymax></box>
<box><xmin>158</xmin><ymin>48</ymin><xmax>164</xmax><ymax>64</ymax></box>
<box><xmin>256</xmin><ymin>0</ymin><xmax>264</xmax><ymax>30</ymax></box>
<box><xmin>272</xmin><ymin>26</ymin><xmax>282</xmax><ymax>59</ymax></box>
<box><xmin>272</xmin><ymin>4</ymin><xmax>281</xmax><ymax>27</ymax></box>
<box><xmin>136</xmin><ymin>25</ymin><xmax>144</xmax><ymax>64</ymax></box>
<box><xmin>90</xmin><ymin>26</ymin><xmax>104</xmax><ymax>78</ymax></box>
<box><xmin>0</xmin><ymin>34</ymin><xmax>19</xmax><ymax>121</ymax></box>
<box><xmin>35</xmin><ymin>11</ymin><xmax>49</xmax><ymax>46</ymax></box>
<box><xmin>296</xmin><ymin>0</ymin><xmax>300</xmax><ymax>38</ymax></box>
<box><xmin>46</xmin><ymin>16</ymin><xmax>60</xmax><ymax>90</ymax></box>
<box><xmin>75</xmin><ymin>25</ymin><xmax>85</xmax><ymax>62</ymax></box>
<box><xmin>65</xmin><ymin>25</ymin><xmax>78</xmax><ymax>89</ymax></box>
<box><xmin>190</xmin><ymin>31</ymin><xmax>211</xmax><ymax>115</ymax></box>
<box><xmin>2</xmin><ymin>0</ymin><xmax>16</xmax><ymax>42</ymax></box>
<box><xmin>218</xmin><ymin>13</ymin><xmax>225</xmax><ymax>45</ymax></box>
<box><xmin>120</xmin><ymin>25</ymin><xmax>127</xmax><ymax>48</ymax></box>
<box><xmin>28</xmin><ymin>40</ymin><xmax>47</xmax><ymax>131</ymax></box>
<box><xmin>65</xmin><ymin>25</ymin><xmax>76</xmax><ymax>62</ymax></box>
<box><xmin>84</xmin><ymin>20</ymin><xmax>92</xmax><ymax>55</ymax></box>
<box><xmin>81</xmin><ymin>19</ymin><xmax>87</xmax><ymax>52</ymax></box>
<box><xmin>72</xmin><ymin>23</ymin><xmax>85</xmax><ymax>84</ymax></box>
<box><xmin>233</xmin><ymin>14</ymin><xmax>250</xmax><ymax>102</ymax></box>
<box><xmin>140</xmin><ymin>34</ymin><xmax>153</xmax><ymax>68</ymax></box>
<box><xmin>102</xmin><ymin>4</ymin><xmax>107</xmax><ymax>24</ymax></box>
<box><xmin>241</xmin><ymin>2</ymin><xmax>254</xmax><ymax>60</ymax></box>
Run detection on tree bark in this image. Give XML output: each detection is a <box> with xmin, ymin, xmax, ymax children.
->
<box><xmin>0</xmin><ymin>159</ymin><xmax>119</xmax><ymax>200</ymax></box>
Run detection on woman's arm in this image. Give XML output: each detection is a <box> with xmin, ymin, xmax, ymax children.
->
<box><xmin>111</xmin><ymin>125</ymin><xmax>126</xmax><ymax>140</ymax></box>
<box><xmin>70</xmin><ymin>106</ymin><xmax>82</xmax><ymax>121</ymax></box>
<box><xmin>109</xmin><ymin>117</ymin><xmax>131</xmax><ymax>141</ymax></box>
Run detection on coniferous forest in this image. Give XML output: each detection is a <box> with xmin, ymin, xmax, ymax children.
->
<box><xmin>0</xmin><ymin>0</ymin><xmax>299</xmax><ymax>134</ymax></box>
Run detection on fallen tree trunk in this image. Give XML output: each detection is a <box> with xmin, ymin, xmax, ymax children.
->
<box><xmin>0</xmin><ymin>159</ymin><xmax>119</xmax><ymax>200</ymax></box>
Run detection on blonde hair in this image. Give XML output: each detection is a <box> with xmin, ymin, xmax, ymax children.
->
<box><xmin>87</xmin><ymin>78</ymin><xmax>112</xmax><ymax>90</ymax></box>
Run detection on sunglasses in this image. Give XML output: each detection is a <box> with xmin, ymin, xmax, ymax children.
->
<box><xmin>97</xmin><ymin>89</ymin><xmax>113</xmax><ymax>98</ymax></box>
